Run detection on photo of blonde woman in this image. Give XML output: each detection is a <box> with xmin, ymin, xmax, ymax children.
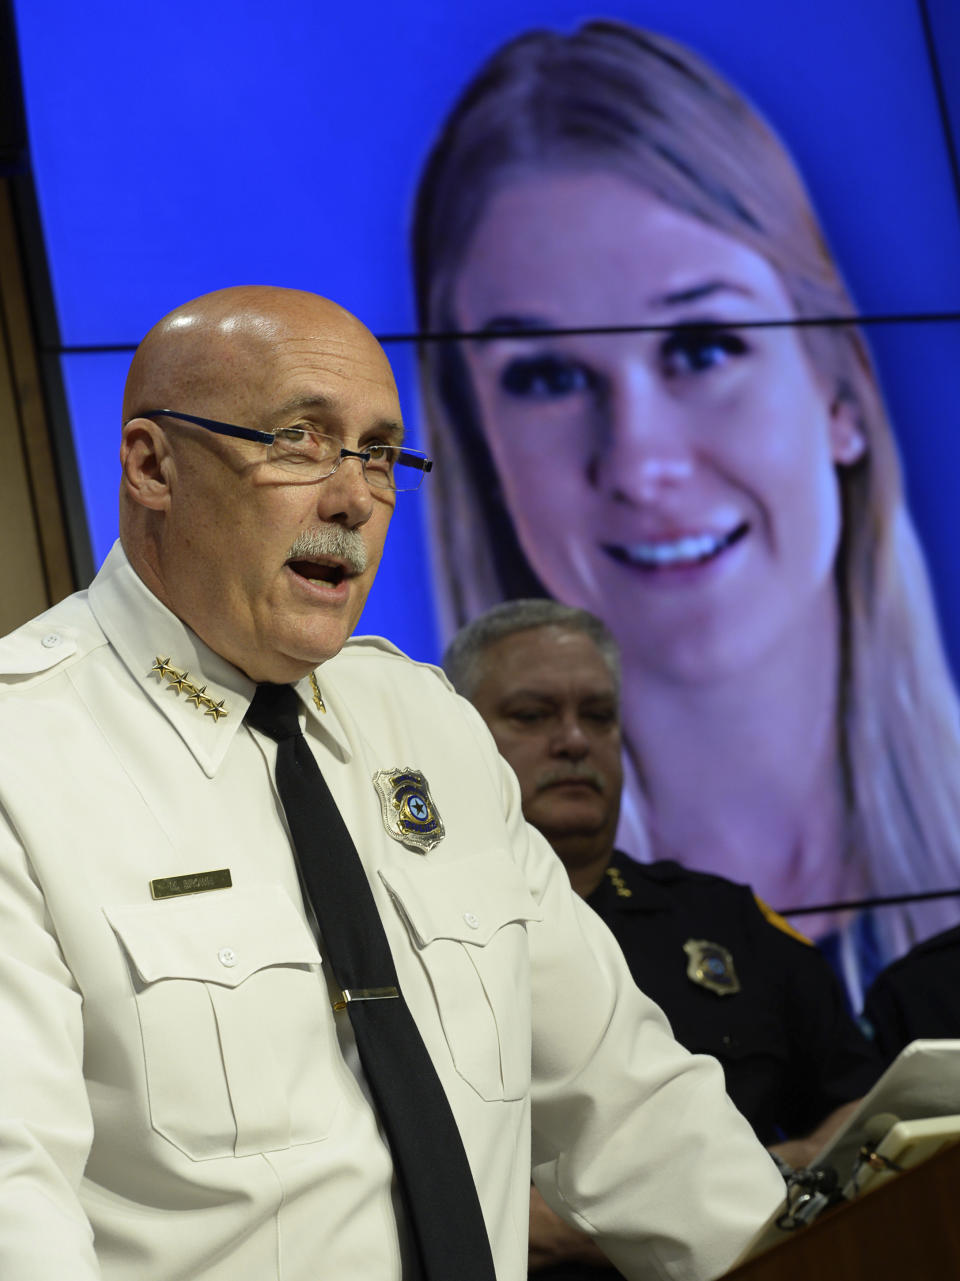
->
<box><xmin>413</xmin><ymin>19</ymin><xmax>960</xmax><ymax>999</ymax></box>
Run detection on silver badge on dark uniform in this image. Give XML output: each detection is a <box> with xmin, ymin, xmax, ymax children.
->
<box><xmin>373</xmin><ymin>768</ymin><xmax>445</xmax><ymax>853</ymax></box>
<box><xmin>683</xmin><ymin>938</ymin><xmax>741</xmax><ymax>996</ymax></box>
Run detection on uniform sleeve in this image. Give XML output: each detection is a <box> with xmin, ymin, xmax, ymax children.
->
<box><xmin>861</xmin><ymin>971</ymin><xmax>914</xmax><ymax>1065</ymax></box>
<box><xmin>756</xmin><ymin>912</ymin><xmax>883</xmax><ymax>1138</ymax></box>
<box><xmin>459</xmin><ymin>747</ymin><xmax>786</xmax><ymax>1280</ymax></box>
<box><xmin>0</xmin><ymin>805</ymin><xmax>101</xmax><ymax>1278</ymax></box>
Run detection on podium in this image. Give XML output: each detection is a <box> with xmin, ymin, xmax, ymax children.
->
<box><xmin>721</xmin><ymin>1139</ymin><xmax>960</xmax><ymax>1279</ymax></box>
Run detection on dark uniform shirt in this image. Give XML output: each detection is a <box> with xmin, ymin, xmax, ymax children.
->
<box><xmin>533</xmin><ymin>852</ymin><xmax>881</xmax><ymax>1281</ymax></box>
<box><xmin>863</xmin><ymin>923</ymin><xmax>960</xmax><ymax>1063</ymax></box>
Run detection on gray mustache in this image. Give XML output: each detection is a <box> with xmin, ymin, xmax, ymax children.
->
<box><xmin>287</xmin><ymin>525</ymin><xmax>368</xmax><ymax>575</ymax></box>
<box><xmin>535</xmin><ymin>764</ymin><xmax>606</xmax><ymax>793</ymax></box>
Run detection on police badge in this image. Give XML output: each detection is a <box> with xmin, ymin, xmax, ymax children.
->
<box><xmin>683</xmin><ymin>938</ymin><xmax>741</xmax><ymax>996</ymax></box>
<box><xmin>372</xmin><ymin>768</ymin><xmax>445</xmax><ymax>853</ymax></box>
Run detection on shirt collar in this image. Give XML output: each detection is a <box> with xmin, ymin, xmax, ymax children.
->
<box><xmin>87</xmin><ymin>541</ymin><xmax>352</xmax><ymax>776</ymax></box>
<box><xmin>588</xmin><ymin>852</ymin><xmax>675</xmax><ymax>915</ymax></box>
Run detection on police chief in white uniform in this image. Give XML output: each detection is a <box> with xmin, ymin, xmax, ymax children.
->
<box><xmin>0</xmin><ymin>287</ymin><xmax>783</xmax><ymax>1280</ymax></box>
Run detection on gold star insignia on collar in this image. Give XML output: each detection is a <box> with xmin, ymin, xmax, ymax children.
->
<box><xmin>149</xmin><ymin>657</ymin><xmax>229</xmax><ymax>721</ymax></box>
<box><xmin>309</xmin><ymin>672</ymin><xmax>326</xmax><ymax>713</ymax></box>
<box><xmin>605</xmin><ymin>865</ymin><xmax>633</xmax><ymax>898</ymax></box>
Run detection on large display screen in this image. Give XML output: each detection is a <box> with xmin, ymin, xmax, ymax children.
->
<box><xmin>12</xmin><ymin>0</ymin><xmax>960</xmax><ymax>1002</ymax></box>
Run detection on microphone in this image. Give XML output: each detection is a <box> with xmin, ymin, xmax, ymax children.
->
<box><xmin>862</xmin><ymin>1113</ymin><xmax>900</xmax><ymax>1148</ymax></box>
<box><xmin>776</xmin><ymin>1164</ymin><xmax>840</xmax><ymax>1230</ymax></box>
<box><xmin>854</xmin><ymin>1113</ymin><xmax>905</xmax><ymax>1181</ymax></box>
<box><xmin>777</xmin><ymin>1113</ymin><xmax>905</xmax><ymax>1229</ymax></box>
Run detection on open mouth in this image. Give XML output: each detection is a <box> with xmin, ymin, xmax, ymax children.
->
<box><xmin>602</xmin><ymin>522</ymin><xmax>749</xmax><ymax>571</ymax></box>
<box><xmin>286</xmin><ymin>558</ymin><xmax>348</xmax><ymax>587</ymax></box>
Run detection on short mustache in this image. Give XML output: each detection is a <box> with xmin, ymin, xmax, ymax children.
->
<box><xmin>535</xmin><ymin>764</ymin><xmax>606</xmax><ymax>793</ymax></box>
<box><xmin>287</xmin><ymin>525</ymin><xmax>368</xmax><ymax>575</ymax></box>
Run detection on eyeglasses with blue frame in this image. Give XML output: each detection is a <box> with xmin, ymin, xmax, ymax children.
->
<box><xmin>142</xmin><ymin>409</ymin><xmax>433</xmax><ymax>492</ymax></box>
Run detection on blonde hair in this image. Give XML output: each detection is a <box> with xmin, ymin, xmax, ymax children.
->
<box><xmin>412</xmin><ymin>20</ymin><xmax>960</xmax><ymax>955</ymax></box>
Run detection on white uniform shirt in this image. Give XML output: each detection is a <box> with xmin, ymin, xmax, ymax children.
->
<box><xmin>0</xmin><ymin>544</ymin><xmax>783</xmax><ymax>1280</ymax></box>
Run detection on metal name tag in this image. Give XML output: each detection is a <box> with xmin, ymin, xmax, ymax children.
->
<box><xmin>150</xmin><ymin>868</ymin><xmax>233</xmax><ymax>900</ymax></box>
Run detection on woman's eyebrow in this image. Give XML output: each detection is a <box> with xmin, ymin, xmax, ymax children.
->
<box><xmin>650</xmin><ymin>279</ymin><xmax>755</xmax><ymax>308</ymax></box>
<box><xmin>468</xmin><ymin>285</ymin><xmax>758</xmax><ymax>342</ymax></box>
<box><xmin>470</xmin><ymin>314</ymin><xmax>550</xmax><ymax>341</ymax></box>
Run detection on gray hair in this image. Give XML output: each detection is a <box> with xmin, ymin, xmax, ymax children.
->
<box><xmin>443</xmin><ymin>599</ymin><xmax>621</xmax><ymax>700</ymax></box>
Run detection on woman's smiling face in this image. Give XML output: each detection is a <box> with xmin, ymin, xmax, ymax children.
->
<box><xmin>453</xmin><ymin>170</ymin><xmax>864</xmax><ymax>681</ymax></box>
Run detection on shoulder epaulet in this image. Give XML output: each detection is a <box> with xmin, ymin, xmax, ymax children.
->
<box><xmin>641</xmin><ymin>860</ymin><xmax>749</xmax><ymax>896</ymax></box>
<box><xmin>342</xmin><ymin>633</ymin><xmax>409</xmax><ymax>659</ymax></box>
<box><xmin>0</xmin><ymin>592</ymin><xmax>103</xmax><ymax>688</ymax></box>
<box><xmin>338</xmin><ymin>634</ymin><xmax>454</xmax><ymax>690</ymax></box>
<box><xmin>0</xmin><ymin>622</ymin><xmax>83</xmax><ymax>683</ymax></box>
<box><xmin>754</xmin><ymin>895</ymin><xmax>814</xmax><ymax>946</ymax></box>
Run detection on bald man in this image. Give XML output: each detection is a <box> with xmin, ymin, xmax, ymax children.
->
<box><xmin>0</xmin><ymin>287</ymin><xmax>782</xmax><ymax>1281</ymax></box>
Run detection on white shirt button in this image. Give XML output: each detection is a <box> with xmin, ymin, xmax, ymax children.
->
<box><xmin>218</xmin><ymin>947</ymin><xmax>238</xmax><ymax>968</ymax></box>
<box><xmin>41</xmin><ymin>633</ymin><xmax>62</xmax><ymax>649</ymax></box>
<box><xmin>463</xmin><ymin>912</ymin><xmax>479</xmax><ymax>929</ymax></box>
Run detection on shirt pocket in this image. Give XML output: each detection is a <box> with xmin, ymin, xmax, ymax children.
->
<box><xmin>104</xmin><ymin>885</ymin><xmax>339</xmax><ymax>1160</ymax></box>
<box><xmin>380</xmin><ymin>853</ymin><xmax>543</xmax><ymax>1103</ymax></box>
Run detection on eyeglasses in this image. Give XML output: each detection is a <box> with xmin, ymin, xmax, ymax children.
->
<box><xmin>143</xmin><ymin>409</ymin><xmax>433</xmax><ymax>492</ymax></box>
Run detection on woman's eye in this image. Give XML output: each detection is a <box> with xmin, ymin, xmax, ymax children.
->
<box><xmin>500</xmin><ymin>354</ymin><xmax>596</xmax><ymax>399</ymax></box>
<box><xmin>661</xmin><ymin>327</ymin><xmax>748</xmax><ymax>376</ymax></box>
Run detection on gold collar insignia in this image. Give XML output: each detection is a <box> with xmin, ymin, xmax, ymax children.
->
<box><xmin>605</xmin><ymin>865</ymin><xmax>633</xmax><ymax>898</ymax></box>
<box><xmin>150</xmin><ymin>657</ymin><xmax>228</xmax><ymax>721</ymax></box>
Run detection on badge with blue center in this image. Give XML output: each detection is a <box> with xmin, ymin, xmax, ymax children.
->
<box><xmin>683</xmin><ymin>939</ymin><xmax>740</xmax><ymax>996</ymax></box>
<box><xmin>373</xmin><ymin>768</ymin><xmax>445</xmax><ymax>853</ymax></box>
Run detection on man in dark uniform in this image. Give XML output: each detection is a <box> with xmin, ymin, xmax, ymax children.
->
<box><xmin>444</xmin><ymin>599</ymin><xmax>882</xmax><ymax>1278</ymax></box>
<box><xmin>863</xmin><ymin>923</ymin><xmax>960</xmax><ymax>1062</ymax></box>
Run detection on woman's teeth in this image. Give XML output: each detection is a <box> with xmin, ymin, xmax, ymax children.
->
<box><xmin>604</xmin><ymin>525</ymin><xmax>745</xmax><ymax>569</ymax></box>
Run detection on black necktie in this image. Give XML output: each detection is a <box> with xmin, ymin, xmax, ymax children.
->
<box><xmin>245</xmin><ymin>682</ymin><xmax>497</xmax><ymax>1281</ymax></box>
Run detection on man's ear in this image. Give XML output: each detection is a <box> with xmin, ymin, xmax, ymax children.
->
<box><xmin>828</xmin><ymin>397</ymin><xmax>867</xmax><ymax>466</ymax></box>
<box><xmin>120</xmin><ymin>418</ymin><xmax>175</xmax><ymax>510</ymax></box>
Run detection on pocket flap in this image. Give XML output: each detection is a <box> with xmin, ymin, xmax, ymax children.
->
<box><xmin>104</xmin><ymin>884</ymin><xmax>322</xmax><ymax>987</ymax></box>
<box><xmin>380</xmin><ymin>852</ymin><xmax>543</xmax><ymax>947</ymax></box>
